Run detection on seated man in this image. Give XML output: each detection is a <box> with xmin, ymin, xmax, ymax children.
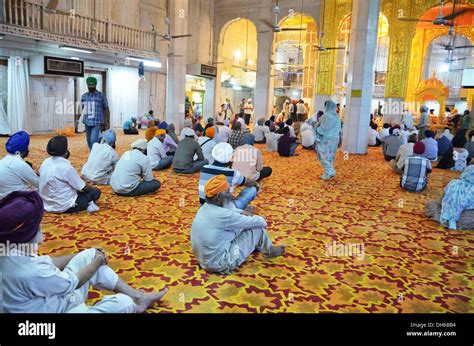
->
<box><xmin>379</xmin><ymin>123</ymin><xmax>391</xmax><ymax>144</ymax></box>
<box><xmin>437</xmin><ymin>128</ymin><xmax>453</xmax><ymax>157</ymax></box>
<box><xmin>123</xmin><ymin>117</ymin><xmax>139</xmax><ymax>135</ymax></box>
<box><xmin>111</xmin><ymin>139</ymin><xmax>161</xmax><ymax>196</ymax></box>
<box><xmin>158</xmin><ymin>122</ymin><xmax>178</xmax><ymax>155</ymax></box>
<box><xmin>383</xmin><ymin>127</ymin><xmax>402</xmax><ymax>161</ymax></box>
<box><xmin>285</xmin><ymin>119</ymin><xmax>297</xmax><ymax>138</ymax></box>
<box><xmin>421</xmin><ymin>130</ymin><xmax>438</xmax><ymax>161</ymax></box>
<box><xmin>253</xmin><ymin>118</ymin><xmax>270</xmax><ymax>144</ymax></box>
<box><xmin>390</xmin><ymin>133</ymin><xmax>416</xmax><ymax>175</ymax></box>
<box><xmin>199</xmin><ymin>142</ymin><xmax>258</xmax><ymax>210</ymax></box>
<box><xmin>232</xmin><ymin>134</ymin><xmax>272</xmax><ymax>182</ymax></box>
<box><xmin>0</xmin><ymin>131</ymin><xmax>39</xmax><ymax>200</ymax></box>
<box><xmin>300</xmin><ymin>119</ymin><xmax>316</xmax><ymax>149</ymax></box>
<box><xmin>265</xmin><ymin>131</ymin><xmax>283</xmax><ymax>153</ymax></box>
<box><xmin>278</xmin><ymin>127</ymin><xmax>298</xmax><ymax>157</ymax></box>
<box><xmin>0</xmin><ymin>190</ymin><xmax>168</xmax><ymax>313</ymax></box>
<box><xmin>400</xmin><ymin>141</ymin><xmax>432</xmax><ymax>193</ymax></box>
<box><xmin>145</xmin><ymin>121</ymin><xmax>159</xmax><ymax>142</ymax></box>
<box><xmin>367</xmin><ymin>123</ymin><xmax>381</xmax><ymax>147</ymax></box>
<box><xmin>196</xmin><ymin>127</ymin><xmax>217</xmax><ymax>165</ymax></box>
<box><xmin>191</xmin><ymin>175</ymin><xmax>285</xmax><ymax>274</ymax></box>
<box><xmin>81</xmin><ymin>129</ymin><xmax>119</xmax><ymax>185</ymax></box>
<box><xmin>464</xmin><ymin>131</ymin><xmax>474</xmax><ymax>162</ymax></box>
<box><xmin>173</xmin><ymin>128</ymin><xmax>209</xmax><ymax>174</ymax></box>
<box><xmin>215</xmin><ymin>119</ymin><xmax>231</xmax><ymax>144</ymax></box>
<box><xmin>229</xmin><ymin>122</ymin><xmax>244</xmax><ymax>149</ymax></box>
<box><xmin>147</xmin><ymin>129</ymin><xmax>173</xmax><ymax>171</ymax></box>
<box><xmin>40</xmin><ymin>136</ymin><xmax>101</xmax><ymax>213</ymax></box>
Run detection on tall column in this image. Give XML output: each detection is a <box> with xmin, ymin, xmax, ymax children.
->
<box><xmin>342</xmin><ymin>0</ymin><xmax>380</xmax><ymax>155</ymax></box>
<box><xmin>165</xmin><ymin>0</ymin><xmax>189</xmax><ymax>132</ymax></box>
<box><xmin>254</xmin><ymin>30</ymin><xmax>273</xmax><ymax>118</ymax></box>
<box><xmin>204</xmin><ymin>78</ymin><xmax>215</xmax><ymax>122</ymax></box>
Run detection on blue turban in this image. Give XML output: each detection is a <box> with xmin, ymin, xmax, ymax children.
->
<box><xmin>159</xmin><ymin>121</ymin><xmax>168</xmax><ymax>130</ymax></box>
<box><xmin>6</xmin><ymin>131</ymin><xmax>30</xmax><ymax>154</ymax></box>
<box><xmin>242</xmin><ymin>133</ymin><xmax>255</xmax><ymax>145</ymax></box>
<box><xmin>103</xmin><ymin>129</ymin><xmax>116</xmax><ymax>144</ymax></box>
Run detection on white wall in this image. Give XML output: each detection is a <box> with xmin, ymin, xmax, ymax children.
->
<box><xmin>138</xmin><ymin>71</ymin><xmax>167</xmax><ymax>120</ymax></box>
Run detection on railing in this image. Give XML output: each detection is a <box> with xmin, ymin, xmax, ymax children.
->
<box><xmin>2</xmin><ymin>0</ymin><xmax>157</xmax><ymax>52</ymax></box>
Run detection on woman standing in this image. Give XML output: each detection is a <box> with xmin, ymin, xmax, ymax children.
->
<box><xmin>314</xmin><ymin>100</ymin><xmax>342</xmax><ymax>180</ymax></box>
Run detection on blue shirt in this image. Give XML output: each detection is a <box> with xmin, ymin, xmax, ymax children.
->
<box><xmin>81</xmin><ymin>91</ymin><xmax>108</xmax><ymax>126</ymax></box>
<box><xmin>123</xmin><ymin>119</ymin><xmax>133</xmax><ymax>130</ymax></box>
<box><xmin>437</xmin><ymin>136</ymin><xmax>453</xmax><ymax>157</ymax></box>
<box><xmin>421</xmin><ymin>138</ymin><xmax>438</xmax><ymax>160</ymax></box>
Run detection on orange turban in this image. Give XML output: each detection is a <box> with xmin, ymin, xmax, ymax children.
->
<box><xmin>206</xmin><ymin>127</ymin><xmax>215</xmax><ymax>138</ymax></box>
<box><xmin>155</xmin><ymin>129</ymin><xmax>166</xmax><ymax>137</ymax></box>
<box><xmin>145</xmin><ymin>126</ymin><xmax>158</xmax><ymax>142</ymax></box>
<box><xmin>204</xmin><ymin>175</ymin><xmax>230</xmax><ymax>198</ymax></box>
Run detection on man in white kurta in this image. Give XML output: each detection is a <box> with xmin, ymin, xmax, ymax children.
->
<box><xmin>191</xmin><ymin>175</ymin><xmax>285</xmax><ymax>274</ymax></box>
<box><xmin>81</xmin><ymin>129</ymin><xmax>119</xmax><ymax>184</ymax></box>
<box><xmin>147</xmin><ymin>129</ymin><xmax>173</xmax><ymax>171</ymax></box>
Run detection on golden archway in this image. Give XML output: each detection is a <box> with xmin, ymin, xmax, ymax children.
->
<box><xmin>415</xmin><ymin>71</ymin><xmax>449</xmax><ymax>126</ymax></box>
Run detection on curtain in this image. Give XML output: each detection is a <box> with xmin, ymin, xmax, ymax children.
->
<box><xmin>107</xmin><ymin>66</ymin><xmax>139</xmax><ymax>128</ymax></box>
<box><xmin>7</xmin><ymin>57</ymin><xmax>30</xmax><ymax>133</ymax></box>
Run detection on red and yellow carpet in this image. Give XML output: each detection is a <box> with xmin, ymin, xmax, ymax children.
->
<box><xmin>1</xmin><ymin>132</ymin><xmax>472</xmax><ymax>313</ymax></box>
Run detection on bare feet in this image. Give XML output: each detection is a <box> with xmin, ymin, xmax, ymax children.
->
<box><xmin>134</xmin><ymin>287</ymin><xmax>169</xmax><ymax>313</ymax></box>
<box><xmin>264</xmin><ymin>246</ymin><xmax>286</xmax><ymax>258</ymax></box>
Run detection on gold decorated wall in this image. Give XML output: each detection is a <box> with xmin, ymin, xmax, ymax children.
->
<box><xmin>316</xmin><ymin>0</ymin><xmax>474</xmax><ymax>103</ymax></box>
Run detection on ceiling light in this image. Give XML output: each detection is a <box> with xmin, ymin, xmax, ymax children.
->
<box><xmin>440</xmin><ymin>63</ymin><xmax>450</xmax><ymax>73</ymax></box>
<box><xmin>59</xmin><ymin>46</ymin><xmax>94</xmax><ymax>54</ymax></box>
<box><xmin>233</xmin><ymin>50</ymin><xmax>242</xmax><ymax>60</ymax></box>
<box><xmin>70</xmin><ymin>57</ymin><xmax>81</xmax><ymax>60</ymax></box>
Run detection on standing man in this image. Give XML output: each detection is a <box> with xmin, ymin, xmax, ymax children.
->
<box><xmin>224</xmin><ymin>98</ymin><xmax>234</xmax><ymax>120</ymax></box>
<box><xmin>81</xmin><ymin>77</ymin><xmax>110</xmax><ymax>150</ymax></box>
<box><xmin>417</xmin><ymin>106</ymin><xmax>430</xmax><ymax>140</ymax></box>
<box><xmin>243</xmin><ymin>99</ymin><xmax>254</xmax><ymax>126</ymax></box>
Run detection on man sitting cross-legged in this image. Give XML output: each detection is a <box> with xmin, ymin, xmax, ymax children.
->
<box><xmin>0</xmin><ymin>191</ymin><xmax>169</xmax><ymax>313</ymax></box>
<box><xmin>191</xmin><ymin>175</ymin><xmax>286</xmax><ymax>274</ymax></box>
<box><xmin>199</xmin><ymin>142</ymin><xmax>259</xmax><ymax>210</ymax></box>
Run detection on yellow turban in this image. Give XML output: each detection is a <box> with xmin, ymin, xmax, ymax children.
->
<box><xmin>145</xmin><ymin>126</ymin><xmax>158</xmax><ymax>142</ymax></box>
<box><xmin>155</xmin><ymin>129</ymin><xmax>166</xmax><ymax>137</ymax></box>
<box><xmin>206</xmin><ymin>127</ymin><xmax>215</xmax><ymax>138</ymax></box>
<box><xmin>205</xmin><ymin>175</ymin><xmax>230</xmax><ymax>198</ymax></box>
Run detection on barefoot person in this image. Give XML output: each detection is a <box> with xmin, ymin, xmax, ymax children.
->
<box><xmin>0</xmin><ymin>191</ymin><xmax>168</xmax><ymax>313</ymax></box>
<box><xmin>191</xmin><ymin>175</ymin><xmax>285</xmax><ymax>274</ymax></box>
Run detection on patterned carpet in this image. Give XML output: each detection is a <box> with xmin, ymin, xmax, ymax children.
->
<box><xmin>1</xmin><ymin>131</ymin><xmax>473</xmax><ymax>313</ymax></box>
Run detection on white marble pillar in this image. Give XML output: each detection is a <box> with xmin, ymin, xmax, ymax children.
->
<box><xmin>255</xmin><ymin>30</ymin><xmax>274</xmax><ymax>118</ymax></box>
<box><xmin>204</xmin><ymin>78</ymin><xmax>215</xmax><ymax>122</ymax></box>
<box><xmin>342</xmin><ymin>0</ymin><xmax>380</xmax><ymax>154</ymax></box>
<box><xmin>314</xmin><ymin>94</ymin><xmax>334</xmax><ymax>113</ymax></box>
<box><xmin>165</xmin><ymin>0</ymin><xmax>189</xmax><ymax>132</ymax></box>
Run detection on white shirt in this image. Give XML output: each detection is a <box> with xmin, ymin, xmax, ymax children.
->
<box><xmin>39</xmin><ymin>157</ymin><xmax>86</xmax><ymax>213</ymax></box>
<box><xmin>265</xmin><ymin>132</ymin><xmax>282</xmax><ymax>152</ymax></box>
<box><xmin>400</xmin><ymin>130</ymin><xmax>410</xmax><ymax>145</ymax></box>
<box><xmin>244</xmin><ymin>103</ymin><xmax>253</xmax><ymax>115</ymax></box>
<box><xmin>396</xmin><ymin>142</ymin><xmax>415</xmax><ymax>170</ymax></box>
<box><xmin>147</xmin><ymin>137</ymin><xmax>168</xmax><ymax>169</ymax></box>
<box><xmin>0</xmin><ymin>154</ymin><xmax>39</xmax><ymax>200</ymax></box>
<box><xmin>215</xmin><ymin>125</ymin><xmax>231</xmax><ymax>143</ymax></box>
<box><xmin>367</xmin><ymin>128</ymin><xmax>380</xmax><ymax>146</ymax></box>
<box><xmin>81</xmin><ymin>143</ymin><xmax>119</xmax><ymax>185</ymax></box>
<box><xmin>110</xmin><ymin>149</ymin><xmax>154</xmax><ymax>194</ymax></box>
<box><xmin>0</xmin><ymin>249</ymin><xmax>79</xmax><ymax>313</ymax></box>
<box><xmin>379</xmin><ymin>128</ymin><xmax>390</xmax><ymax>142</ymax></box>
<box><xmin>300</xmin><ymin>123</ymin><xmax>316</xmax><ymax>147</ymax></box>
<box><xmin>286</xmin><ymin>124</ymin><xmax>296</xmax><ymax>138</ymax></box>
<box><xmin>403</xmin><ymin>113</ymin><xmax>414</xmax><ymax>130</ymax></box>
<box><xmin>194</xmin><ymin>136</ymin><xmax>217</xmax><ymax>165</ymax></box>
<box><xmin>237</xmin><ymin>117</ymin><xmax>247</xmax><ymax>131</ymax></box>
<box><xmin>253</xmin><ymin>125</ymin><xmax>270</xmax><ymax>142</ymax></box>
<box><xmin>296</xmin><ymin>103</ymin><xmax>305</xmax><ymax>114</ymax></box>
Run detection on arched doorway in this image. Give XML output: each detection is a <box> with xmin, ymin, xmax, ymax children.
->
<box><xmin>217</xmin><ymin>18</ymin><xmax>258</xmax><ymax>114</ymax></box>
<box><xmin>271</xmin><ymin>13</ymin><xmax>317</xmax><ymax>116</ymax></box>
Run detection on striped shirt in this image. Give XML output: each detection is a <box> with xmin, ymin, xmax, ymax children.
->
<box><xmin>400</xmin><ymin>156</ymin><xmax>432</xmax><ymax>192</ymax></box>
<box><xmin>198</xmin><ymin>163</ymin><xmax>245</xmax><ymax>204</ymax></box>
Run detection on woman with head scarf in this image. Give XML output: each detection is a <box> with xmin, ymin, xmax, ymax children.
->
<box><xmin>167</xmin><ymin>123</ymin><xmax>180</xmax><ymax>145</ymax></box>
<box><xmin>314</xmin><ymin>100</ymin><xmax>342</xmax><ymax>180</ymax></box>
<box><xmin>0</xmin><ymin>191</ymin><xmax>168</xmax><ymax>312</ymax></box>
<box><xmin>440</xmin><ymin>165</ymin><xmax>474</xmax><ymax>230</ymax></box>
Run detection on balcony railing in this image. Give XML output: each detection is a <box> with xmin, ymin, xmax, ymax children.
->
<box><xmin>2</xmin><ymin>0</ymin><xmax>157</xmax><ymax>52</ymax></box>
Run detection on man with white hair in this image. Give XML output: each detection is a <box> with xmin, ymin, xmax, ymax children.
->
<box><xmin>110</xmin><ymin>139</ymin><xmax>161</xmax><ymax>196</ymax></box>
<box><xmin>191</xmin><ymin>175</ymin><xmax>285</xmax><ymax>274</ymax></box>
<box><xmin>198</xmin><ymin>142</ymin><xmax>258</xmax><ymax>209</ymax></box>
<box><xmin>0</xmin><ymin>191</ymin><xmax>168</xmax><ymax>313</ymax></box>
<box><xmin>81</xmin><ymin>129</ymin><xmax>119</xmax><ymax>185</ymax></box>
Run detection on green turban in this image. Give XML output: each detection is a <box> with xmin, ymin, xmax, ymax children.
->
<box><xmin>86</xmin><ymin>77</ymin><xmax>97</xmax><ymax>85</ymax></box>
